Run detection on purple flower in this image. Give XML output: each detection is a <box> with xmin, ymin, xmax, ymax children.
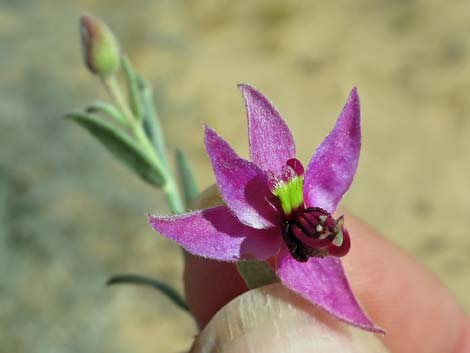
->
<box><xmin>148</xmin><ymin>84</ymin><xmax>383</xmax><ymax>333</ymax></box>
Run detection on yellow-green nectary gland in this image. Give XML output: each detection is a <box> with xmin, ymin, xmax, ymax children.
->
<box><xmin>273</xmin><ymin>175</ymin><xmax>304</xmax><ymax>216</ymax></box>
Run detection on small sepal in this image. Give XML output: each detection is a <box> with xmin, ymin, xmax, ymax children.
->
<box><xmin>237</xmin><ymin>260</ymin><xmax>279</xmax><ymax>289</ymax></box>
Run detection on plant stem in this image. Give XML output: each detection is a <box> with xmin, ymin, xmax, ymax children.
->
<box><xmin>102</xmin><ymin>76</ymin><xmax>134</xmax><ymax>126</ymax></box>
<box><xmin>163</xmin><ymin>177</ymin><xmax>185</xmax><ymax>214</ymax></box>
<box><xmin>139</xmin><ymin>79</ymin><xmax>170</xmax><ymax>169</ymax></box>
<box><xmin>132</xmin><ymin>122</ymin><xmax>184</xmax><ymax>213</ymax></box>
<box><xmin>102</xmin><ymin>75</ymin><xmax>184</xmax><ymax>214</ymax></box>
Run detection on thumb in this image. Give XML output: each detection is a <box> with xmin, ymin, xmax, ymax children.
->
<box><xmin>189</xmin><ymin>283</ymin><xmax>388</xmax><ymax>353</ymax></box>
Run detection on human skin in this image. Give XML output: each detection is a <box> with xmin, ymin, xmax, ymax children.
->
<box><xmin>184</xmin><ymin>186</ymin><xmax>469</xmax><ymax>353</ymax></box>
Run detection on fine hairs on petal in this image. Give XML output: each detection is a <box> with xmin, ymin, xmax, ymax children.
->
<box><xmin>238</xmin><ymin>84</ymin><xmax>296</xmax><ymax>174</ymax></box>
<box><xmin>304</xmin><ymin>88</ymin><xmax>361</xmax><ymax>213</ymax></box>
<box><xmin>147</xmin><ymin>206</ymin><xmax>282</xmax><ymax>261</ymax></box>
<box><xmin>148</xmin><ymin>84</ymin><xmax>382</xmax><ymax>333</ymax></box>
<box><xmin>204</xmin><ymin>125</ymin><xmax>280</xmax><ymax>229</ymax></box>
<box><xmin>276</xmin><ymin>248</ymin><xmax>384</xmax><ymax>333</ymax></box>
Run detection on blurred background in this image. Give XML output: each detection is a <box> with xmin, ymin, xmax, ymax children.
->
<box><xmin>0</xmin><ymin>0</ymin><xmax>469</xmax><ymax>352</ymax></box>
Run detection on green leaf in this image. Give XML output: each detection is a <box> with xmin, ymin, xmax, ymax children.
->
<box><xmin>135</xmin><ymin>75</ymin><xmax>169</xmax><ymax>167</ymax></box>
<box><xmin>86</xmin><ymin>101</ymin><xmax>127</xmax><ymax>125</ymax></box>
<box><xmin>107</xmin><ymin>274</ymin><xmax>189</xmax><ymax>312</ymax></box>
<box><xmin>236</xmin><ymin>260</ymin><xmax>279</xmax><ymax>289</ymax></box>
<box><xmin>122</xmin><ymin>56</ymin><xmax>144</xmax><ymax>120</ymax></box>
<box><xmin>175</xmin><ymin>149</ymin><xmax>199</xmax><ymax>207</ymax></box>
<box><xmin>66</xmin><ymin>112</ymin><xmax>165</xmax><ymax>187</ymax></box>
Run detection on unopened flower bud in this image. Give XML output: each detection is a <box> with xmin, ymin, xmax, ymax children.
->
<box><xmin>80</xmin><ymin>15</ymin><xmax>120</xmax><ymax>77</ymax></box>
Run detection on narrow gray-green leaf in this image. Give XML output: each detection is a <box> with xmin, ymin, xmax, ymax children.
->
<box><xmin>86</xmin><ymin>101</ymin><xmax>127</xmax><ymax>125</ymax></box>
<box><xmin>136</xmin><ymin>75</ymin><xmax>169</xmax><ymax>166</ymax></box>
<box><xmin>107</xmin><ymin>274</ymin><xmax>189</xmax><ymax>312</ymax></box>
<box><xmin>175</xmin><ymin>148</ymin><xmax>199</xmax><ymax>207</ymax></box>
<box><xmin>237</xmin><ymin>260</ymin><xmax>279</xmax><ymax>289</ymax></box>
<box><xmin>66</xmin><ymin>112</ymin><xmax>165</xmax><ymax>187</ymax></box>
<box><xmin>122</xmin><ymin>56</ymin><xmax>144</xmax><ymax>120</ymax></box>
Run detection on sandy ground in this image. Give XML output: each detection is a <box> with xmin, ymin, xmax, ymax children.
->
<box><xmin>0</xmin><ymin>0</ymin><xmax>468</xmax><ymax>352</ymax></box>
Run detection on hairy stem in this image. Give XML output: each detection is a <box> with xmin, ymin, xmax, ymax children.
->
<box><xmin>102</xmin><ymin>75</ymin><xmax>184</xmax><ymax>214</ymax></box>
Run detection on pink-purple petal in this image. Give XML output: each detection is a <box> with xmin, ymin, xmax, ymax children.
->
<box><xmin>205</xmin><ymin>126</ymin><xmax>280</xmax><ymax>229</ymax></box>
<box><xmin>276</xmin><ymin>247</ymin><xmax>384</xmax><ymax>333</ymax></box>
<box><xmin>148</xmin><ymin>206</ymin><xmax>282</xmax><ymax>262</ymax></box>
<box><xmin>304</xmin><ymin>88</ymin><xmax>361</xmax><ymax>213</ymax></box>
<box><xmin>238</xmin><ymin>84</ymin><xmax>296</xmax><ymax>174</ymax></box>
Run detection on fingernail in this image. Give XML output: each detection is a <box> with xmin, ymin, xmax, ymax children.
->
<box><xmin>190</xmin><ymin>283</ymin><xmax>388</xmax><ymax>353</ymax></box>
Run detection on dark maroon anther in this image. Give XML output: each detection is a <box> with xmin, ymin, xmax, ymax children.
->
<box><xmin>294</xmin><ymin>216</ymin><xmax>316</xmax><ymax>236</ymax></box>
<box><xmin>281</xmin><ymin>207</ymin><xmax>350</xmax><ymax>261</ymax></box>
<box><xmin>281</xmin><ymin>223</ymin><xmax>311</xmax><ymax>262</ymax></box>
<box><xmin>290</xmin><ymin>223</ymin><xmax>334</xmax><ymax>248</ymax></box>
<box><xmin>286</xmin><ymin>158</ymin><xmax>304</xmax><ymax>176</ymax></box>
<box><xmin>302</xmin><ymin>207</ymin><xmax>337</xmax><ymax>233</ymax></box>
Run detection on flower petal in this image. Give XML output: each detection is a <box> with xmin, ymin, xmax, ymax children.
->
<box><xmin>238</xmin><ymin>84</ymin><xmax>296</xmax><ymax>174</ymax></box>
<box><xmin>205</xmin><ymin>126</ymin><xmax>280</xmax><ymax>229</ymax></box>
<box><xmin>148</xmin><ymin>206</ymin><xmax>282</xmax><ymax>261</ymax></box>
<box><xmin>276</xmin><ymin>247</ymin><xmax>384</xmax><ymax>333</ymax></box>
<box><xmin>304</xmin><ymin>88</ymin><xmax>361</xmax><ymax>213</ymax></box>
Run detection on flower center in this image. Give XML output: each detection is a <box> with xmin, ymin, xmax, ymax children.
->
<box><xmin>281</xmin><ymin>207</ymin><xmax>350</xmax><ymax>261</ymax></box>
<box><xmin>268</xmin><ymin>159</ymin><xmax>351</xmax><ymax>262</ymax></box>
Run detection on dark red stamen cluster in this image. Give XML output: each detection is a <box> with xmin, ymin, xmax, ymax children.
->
<box><xmin>281</xmin><ymin>207</ymin><xmax>351</xmax><ymax>262</ymax></box>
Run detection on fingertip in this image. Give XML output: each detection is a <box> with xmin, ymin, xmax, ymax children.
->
<box><xmin>184</xmin><ymin>254</ymin><xmax>247</xmax><ymax>328</ymax></box>
<box><xmin>190</xmin><ymin>284</ymin><xmax>388</xmax><ymax>353</ymax></box>
<box><xmin>452</xmin><ymin>320</ymin><xmax>470</xmax><ymax>353</ymax></box>
<box><xmin>341</xmin><ymin>213</ymin><xmax>467</xmax><ymax>353</ymax></box>
<box><xmin>186</xmin><ymin>187</ymin><xmax>467</xmax><ymax>353</ymax></box>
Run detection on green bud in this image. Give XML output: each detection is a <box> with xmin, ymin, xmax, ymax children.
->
<box><xmin>79</xmin><ymin>15</ymin><xmax>121</xmax><ymax>77</ymax></box>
